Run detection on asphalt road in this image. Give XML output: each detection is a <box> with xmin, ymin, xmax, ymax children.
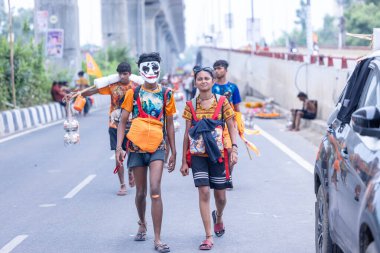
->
<box><xmin>0</xmin><ymin>100</ymin><xmax>319</xmax><ymax>253</ymax></box>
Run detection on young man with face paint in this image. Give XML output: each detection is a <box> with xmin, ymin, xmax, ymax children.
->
<box><xmin>180</xmin><ymin>66</ymin><xmax>238</xmax><ymax>250</ymax></box>
<box><xmin>116</xmin><ymin>52</ymin><xmax>176</xmax><ymax>253</ymax></box>
<box><xmin>68</xmin><ymin>62</ymin><xmax>138</xmax><ymax>196</ymax></box>
<box><xmin>212</xmin><ymin>60</ymin><xmax>242</xmax><ymax>184</ymax></box>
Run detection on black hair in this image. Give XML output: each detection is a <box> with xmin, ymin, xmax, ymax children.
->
<box><xmin>78</xmin><ymin>71</ymin><xmax>85</xmax><ymax>76</ymax></box>
<box><xmin>137</xmin><ymin>52</ymin><xmax>161</xmax><ymax>67</ymax></box>
<box><xmin>213</xmin><ymin>59</ymin><xmax>229</xmax><ymax>69</ymax></box>
<box><xmin>193</xmin><ymin>65</ymin><xmax>214</xmax><ymax>79</ymax></box>
<box><xmin>297</xmin><ymin>92</ymin><xmax>308</xmax><ymax>98</ymax></box>
<box><xmin>116</xmin><ymin>61</ymin><xmax>131</xmax><ymax>73</ymax></box>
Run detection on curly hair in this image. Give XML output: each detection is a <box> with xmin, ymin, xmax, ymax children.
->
<box><xmin>116</xmin><ymin>62</ymin><xmax>131</xmax><ymax>73</ymax></box>
<box><xmin>137</xmin><ymin>52</ymin><xmax>161</xmax><ymax>67</ymax></box>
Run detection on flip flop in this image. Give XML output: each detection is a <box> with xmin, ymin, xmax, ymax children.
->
<box><xmin>199</xmin><ymin>239</ymin><xmax>213</xmax><ymax>250</ymax></box>
<box><xmin>117</xmin><ymin>184</ymin><xmax>127</xmax><ymax>196</ymax></box>
<box><xmin>154</xmin><ymin>241</ymin><xmax>170</xmax><ymax>253</ymax></box>
<box><xmin>134</xmin><ymin>221</ymin><xmax>147</xmax><ymax>241</ymax></box>
<box><xmin>212</xmin><ymin>210</ymin><xmax>225</xmax><ymax>237</ymax></box>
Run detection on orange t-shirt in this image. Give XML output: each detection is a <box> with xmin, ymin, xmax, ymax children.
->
<box><xmin>182</xmin><ymin>96</ymin><xmax>235</xmax><ymax>154</ymax></box>
<box><xmin>98</xmin><ymin>81</ymin><xmax>138</xmax><ymax>128</ymax></box>
<box><xmin>121</xmin><ymin>85</ymin><xmax>176</xmax><ymax>152</ymax></box>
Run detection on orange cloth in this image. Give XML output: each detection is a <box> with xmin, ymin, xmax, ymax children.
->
<box><xmin>122</xmin><ymin>85</ymin><xmax>176</xmax><ymax>117</ymax></box>
<box><xmin>121</xmin><ymin>85</ymin><xmax>176</xmax><ymax>153</ymax></box>
<box><xmin>183</xmin><ymin>96</ymin><xmax>235</xmax><ymax>156</ymax></box>
<box><xmin>182</xmin><ymin>97</ymin><xmax>235</xmax><ymax>122</ymax></box>
<box><xmin>98</xmin><ymin>81</ymin><xmax>137</xmax><ymax>128</ymax></box>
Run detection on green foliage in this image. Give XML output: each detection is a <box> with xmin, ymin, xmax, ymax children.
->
<box><xmin>295</xmin><ymin>0</ymin><xmax>308</xmax><ymax>32</ymax></box>
<box><xmin>93</xmin><ymin>46</ymin><xmax>138</xmax><ymax>76</ymax></box>
<box><xmin>272</xmin><ymin>29</ymin><xmax>306</xmax><ymax>48</ymax></box>
<box><xmin>317</xmin><ymin>15</ymin><xmax>339</xmax><ymax>47</ymax></box>
<box><xmin>0</xmin><ymin>38</ymin><xmax>51</xmax><ymax>110</ymax></box>
<box><xmin>345</xmin><ymin>2</ymin><xmax>380</xmax><ymax>46</ymax></box>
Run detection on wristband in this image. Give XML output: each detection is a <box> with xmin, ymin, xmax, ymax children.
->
<box><xmin>232</xmin><ymin>144</ymin><xmax>238</xmax><ymax>148</ymax></box>
<box><xmin>116</xmin><ymin>146</ymin><xmax>123</xmax><ymax>152</ymax></box>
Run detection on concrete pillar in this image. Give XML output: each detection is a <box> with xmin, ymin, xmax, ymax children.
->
<box><xmin>123</xmin><ymin>0</ymin><xmax>145</xmax><ymax>57</ymax></box>
<box><xmin>145</xmin><ymin>3</ymin><xmax>160</xmax><ymax>52</ymax></box>
<box><xmin>34</xmin><ymin>0</ymin><xmax>81</xmax><ymax>74</ymax></box>
<box><xmin>101</xmin><ymin>0</ymin><xmax>128</xmax><ymax>47</ymax></box>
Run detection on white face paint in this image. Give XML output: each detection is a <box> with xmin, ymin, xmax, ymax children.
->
<box><xmin>139</xmin><ymin>61</ymin><xmax>160</xmax><ymax>84</ymax></box>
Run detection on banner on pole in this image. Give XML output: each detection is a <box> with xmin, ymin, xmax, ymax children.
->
<box><xmin>46</xmin><ymin>29</ymin><xmax>64</xmax><ymax>58</ymax></box>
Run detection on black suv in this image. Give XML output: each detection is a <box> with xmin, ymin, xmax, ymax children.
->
<box><xmin>314</xmin><ymin>55</ymin><xmax>380</xmax><ymax>253</ymax></box>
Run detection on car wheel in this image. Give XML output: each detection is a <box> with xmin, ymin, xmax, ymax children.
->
<box><xmin>365</xmin><ymin>242</ymin><xmax>378</xmax><ymax>253</ymax></box>
<box><xmin>316</xmin><ymin>185</ymin><xmax>334</xmax><ymax>253</ymax></box>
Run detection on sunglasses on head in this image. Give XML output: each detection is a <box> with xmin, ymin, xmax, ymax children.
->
<box><xmin>193</xmin><ymin>66</ymin><xmax>214</xmax><ymax>74</ymax></box>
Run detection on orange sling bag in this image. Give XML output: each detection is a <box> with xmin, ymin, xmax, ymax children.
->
<box><xmin>127</xmin><ymin>86</ymin><xmax>169</xmax><ymax>153</ymax></box>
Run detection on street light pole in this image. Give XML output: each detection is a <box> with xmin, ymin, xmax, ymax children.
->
<box><xmin>8</xmin><ymin>0</ymin><xmax>16</xmax><ymax>108</ymax></box>
<box><xmin>306</xmin><ymin>0</ymin><xmax>313</xmax><ymax>62</ymax></box>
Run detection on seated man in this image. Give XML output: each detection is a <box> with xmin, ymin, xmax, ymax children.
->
<box><xmin>290</xmin><ymin>92</ymin><xmax>317</xmax><ymax>131</ymax></box>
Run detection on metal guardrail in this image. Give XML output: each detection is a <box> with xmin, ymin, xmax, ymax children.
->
<box><xmin>202</xmin><ymin>46</ymin><xmax>358</xmax><ymax>69</ymax></box>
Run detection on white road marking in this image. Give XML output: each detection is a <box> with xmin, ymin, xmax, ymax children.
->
<box><xmin>0</xmin><ymin>107</ymin><xmax>107</xmax><ymax>144</ymax></box>
<box><xmin>0</xmin><ymin>120</ymin><xmax>64</xmax><ymax>144</ymax></box>
<box><xmin>255</xmin><ymin>125</ymin><xmax>314</xmax><ymax>174</ymax></box>
<box><xmin>0</xmin><ymin>235</ymin><xmax>28</xmax><ymax>253</ymax></box>
<box><xmin>64</xmin><ymin>175</ymin><xmax>96</xmax><ymax>199</ymax></box>
<box><xmin>39</xmin><ymin>204</ymin><xmax>56</xmax><ymax>208</ymax></box>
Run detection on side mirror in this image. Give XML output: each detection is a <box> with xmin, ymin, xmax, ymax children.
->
<box><xmin>351</xmin><ymin>106</ymin><xmax>380</xmax><ymax>138</ymax></box>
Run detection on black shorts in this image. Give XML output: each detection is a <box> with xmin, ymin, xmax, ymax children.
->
<box><xmin>108</xmin><ymin>127</ymin><xmax>128</xmax><ymax>151</ymax></box>
<box><xmin>296</xmin><ymin>109</ymin><xmax>316</xmax><ymax>120</ymax></box>
<box><xmin>191</xmin><ymin>156</ymin><xmax>231</xmax><ymax>190</ymax></box>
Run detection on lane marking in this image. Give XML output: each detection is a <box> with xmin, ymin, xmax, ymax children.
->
<box><xmin>0</xmin><ymin>120</ymin><xmax>64</xmax><ymax>144</ymax></box>
<box><xmin>255</xmin><ymin>125</ymin><xmax>314</xmax><ymax>174</ymax></box>
<box><xmin>39</xmin><ymin>204</ymin><xmax>56</xmax><ymax>208</ymax></box>
<box><xmin>0</xmin><ymin>235</ymin><xmax>28</xmax><ymax>253</ymax></box>
<box><xmin>64</xmin><ymin>175</ymin><xmax>96</xmax><ymax>199</ymax></box>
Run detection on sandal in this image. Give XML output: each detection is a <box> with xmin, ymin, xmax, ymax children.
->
<box><xmin>212</xmin><ymin>210</ymin><xmax>225</xmax><ymax>237</ymax></box>
<box><xmin>116</xmin><ymin>184</ymin><xmax>127</xmax><ymax>196</ymax></box>
<box><xmin>199</xmin><ymin>235</ymin><xmax>213</xmax><ymax>250</ymax></box>
<box><xmin>134</xmin><ymin>221</ymin><xmax>147</xmax><ymax>241</ymax></box>
<box><xmin>154</xmin><ymin>241</ymin><xmax>170</xmax><ymax>253</ymax></box>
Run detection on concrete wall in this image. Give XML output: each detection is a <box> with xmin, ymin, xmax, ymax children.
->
<box><xmin>201</xmin><ymin>47</ymin><xmax>352</xmax><ymax>121</ymax></box>
<box><xmin>0</xmin><ymin>95</ymin><xmax>109</xmax><ymax>138</ymax></box>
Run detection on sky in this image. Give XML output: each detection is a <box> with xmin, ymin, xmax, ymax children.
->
<box><xmin>7</xmin><ymin>0</ymin><xmax>338</xmax><ymax>48</ymax></box>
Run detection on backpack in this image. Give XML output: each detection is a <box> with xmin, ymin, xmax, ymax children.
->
<box><xmin>126</xmin><ymin>86</ymin><xmax>170</xmax><ymax>153</ymax></box>
<box><xmin>185</xmin><ymin>95</ymin><xmax>231</xmax><ymax>181</ymax></box>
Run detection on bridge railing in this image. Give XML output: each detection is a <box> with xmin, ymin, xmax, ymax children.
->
<box><xmin>202</xmin><ymin>46</ymin><xmax>358</xmax><ymax>70</ymax></box>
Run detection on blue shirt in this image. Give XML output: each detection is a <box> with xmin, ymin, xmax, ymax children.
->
<box><xmin>212</xmin><ymin>82</ymin><xmax>242</xmax><ymax>105</ymax></box>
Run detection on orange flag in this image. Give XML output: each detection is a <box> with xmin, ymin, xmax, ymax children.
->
<box><xmin>86</xmin><ymin>53</ymin><xmax>102</xmax><ymax>78</ymax></box>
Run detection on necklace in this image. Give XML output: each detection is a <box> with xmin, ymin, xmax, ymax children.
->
<box><xmin>199</xmin><ymin>95</ymin><xmax>214</xmax><ymax>101</ymax></box>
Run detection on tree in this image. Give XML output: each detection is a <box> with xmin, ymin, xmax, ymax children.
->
<box><xmin>344</xmin><ymin>2</ymin><xmax>380</xmax><ymax>46</ymax></box>
<box><xmin>0</xmin><ymin>39</ymin><xmax>50</xmax><ymax>110</ymax></box>
<box><xmin>317</xmin><ymin>15</ymin><xmax>339</xmax><ymax>47</ymax></box>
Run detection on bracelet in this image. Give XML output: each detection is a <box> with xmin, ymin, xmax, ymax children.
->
<box><xmin>232</xmin><ymin>144</ymin><xmax>238</xmax><ymax>148</ymax></box>
<box><xmin>115</xmin><ymin>146</ymin><xmax>123</xmax><ymax>152</ymax></box>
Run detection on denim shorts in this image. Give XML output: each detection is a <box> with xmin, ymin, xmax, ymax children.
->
<box><xmin>127</xmin><ymin>150</ymin><xmax>165</xmax><ymax>168</ymax></box>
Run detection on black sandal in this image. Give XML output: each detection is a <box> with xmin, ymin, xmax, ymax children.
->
<box><xmin>134</xmin><ymin>221</ymin><xmax>147</xmax><ymax>241</ymax></box>
<box><xmin>154</xmin><ymin>241</ymin><xmax>170</xmax><ymax>253</ymax></box>
<box><xmin>212</xmin><ymin>210</ymin><xmax>225</xmax><ymax>237</ymax></box>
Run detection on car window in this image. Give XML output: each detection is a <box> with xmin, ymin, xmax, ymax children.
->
<box><xmin>358</xmin><ymin>70</ymin><xmax>380</xmax><ymax>108</ymax></box>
